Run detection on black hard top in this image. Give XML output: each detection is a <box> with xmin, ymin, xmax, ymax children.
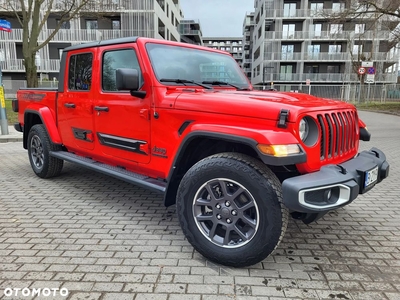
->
<box><xmin>63</xmin><ymin>37</ymin><xmax>138</xmax><ymax>52</ymax></box>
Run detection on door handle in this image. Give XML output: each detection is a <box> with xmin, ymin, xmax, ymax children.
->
<box><xmin>94</xmin><ymin>106</ymin><xmax>109</xmax><ymax>112</ymax></box>
<box><xmin>64</xmin><ymin>103</ymin><xmax>76</xmax><ymax>108</ymax></box>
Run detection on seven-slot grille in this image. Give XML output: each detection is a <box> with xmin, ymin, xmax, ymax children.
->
<box><xmin>316</xmin><ymin>111</ymin><xmax>358</xmax><ymax>160</ymax></box>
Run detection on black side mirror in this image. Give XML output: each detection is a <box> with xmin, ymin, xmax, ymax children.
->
<box><xmin>116</xmin><ymin>68</ymin><xmax>140</xmax><ymax>91</ymax></box>
<box><xmin>116</xmin><ymin>68</ymin><xmax>146</xmax><ymax>99</ymax></box>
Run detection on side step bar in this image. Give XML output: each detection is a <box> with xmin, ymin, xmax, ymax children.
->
<box><xmin>50</xmin><ymin>151</ymin><xmax>166</xmax><ymax>194</ymax></box>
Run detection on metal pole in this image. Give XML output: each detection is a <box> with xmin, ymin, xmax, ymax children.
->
<box><xmin>0</xmin><ymin>64</ymin><xmax>9</xmax><ymax>135</ymax></box>
<box><xmin>263</xmin><ymin>67</ymin><xmax>266</xmax><ymax>90</ymax></box>
<box><xmin>367</xmin><ymin>83</ymin><xmax>371</xmax><ymax>104</ymax></box>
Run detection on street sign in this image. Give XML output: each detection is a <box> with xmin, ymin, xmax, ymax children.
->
<box><xmin>358</xmin><ymin>67</ymin><xmax>366</xmax><ymax>75</ymax></box>
<box><xmin>365</xmin><ymin>74</ymin><xmax>375</xmax><ymax>84</ymax></box>
<box><xmin>306</xmin><ymin>79</ymin><xmax>311</xmax><ymax>86</ymax></box>
<box><xmin>367</xmin><ymin>67</ymin><xmax>376</xmax><ymax>75</ymax></box>
<box><xmin>362</xmin><ymin>61</ymin><xmax>374</xmax><ymax>68</ymax></box>
<box><xmin>0</xmin><ymin>19</ymin><xmax>11</xmax><ymax>32</ymax></box>
<box><xmin>0</xmin><ymin>86</ymin><xmax>5</xmax><ymax>108</ymax></box>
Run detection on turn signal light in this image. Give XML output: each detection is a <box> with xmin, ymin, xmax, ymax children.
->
<box><xmin>257</xmin><ymin>144</ymin><xmax>301</xmax><ymax>157</ymax></box>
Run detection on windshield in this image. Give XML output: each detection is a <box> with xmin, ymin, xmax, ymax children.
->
<box><xmin>146</xmin><ymin>43</ymin><xmax>250</xmax><ymax>89</ymax></box>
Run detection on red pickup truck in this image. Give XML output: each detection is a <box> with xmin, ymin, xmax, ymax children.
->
<box><xmin>13</xmin><ymin>37</ymin><xmax>389</xmax><ymax>267</ymax></box>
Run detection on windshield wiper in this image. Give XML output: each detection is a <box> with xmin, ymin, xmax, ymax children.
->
<box><xmin>201</xmin><ymin>80</ymin><xmax>251</xmax><ymax>91</ymax></box>
<box><xmin>160</xmin><ymin>78</ymin><xmax>213</xmax><ymax>90</ymax></box>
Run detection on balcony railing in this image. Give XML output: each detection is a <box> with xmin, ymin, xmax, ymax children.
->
<box><xmin>178</xmin><ymin>29</ymin><xmax>201</xmax><ymax>36</ymax></box>
<box><xmin>262</xmin><ymin>51</ymin><xmax>398</xmax><ymax>62</ymax></box>
<box><xmin>0</xmin><ymin>28</ymin><xmax>154</xmax><ymax>43</ymax></box>
<box><xmin>0</xmin><ymin>0</ymin><xmax>155</xmax><ymax>11</ymax></box>
<box><xmin>0</xmin><ymin>59</ymin><xmax>60</xmax><ymax>72</ymax></box>
<box><xmin>270</xmin><ymin>73</ymin><xmax>398</xmax><ymax>83</ymax></box>
<box><xmin>265</xmin><ymin>30</ymin><xmax>392</xmax><ymax>41</ymax></box>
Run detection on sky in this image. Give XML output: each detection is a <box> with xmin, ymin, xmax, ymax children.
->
<box><xmin>179</xmin><ymin>0</ymin><xmax>255</xmax><ymax>37</ymax></box>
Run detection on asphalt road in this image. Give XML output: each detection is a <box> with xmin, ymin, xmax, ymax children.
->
<box><xmin>0</xmin><ymin>111</ymin><xmax>399</xmax><ymax>300</ymax></box>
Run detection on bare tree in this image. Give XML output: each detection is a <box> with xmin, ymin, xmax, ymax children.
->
<box><xmin>0</xmin><ymin>0</ymin><xmax>95</xmax><ymax>87</ymax></box>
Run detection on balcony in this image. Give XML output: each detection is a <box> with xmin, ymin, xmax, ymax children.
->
<box><xmin>0</xmin><ymin>59</ymin><xmax>60</xmax><ymax>72</ymax></box>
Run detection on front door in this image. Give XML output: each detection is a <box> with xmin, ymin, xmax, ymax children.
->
<box><xmin>58</xmin><ymin>51</ymin><xmax>95</xmax><ymax>151</ymax></box>
<box><xmin>94</xmin><ymin>45</ymin><xmax>151</xmax><ymax>164</ymax></box>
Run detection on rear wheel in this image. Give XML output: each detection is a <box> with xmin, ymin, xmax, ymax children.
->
<box><xmin>27</xmin><ymin>124</ymin><xmax>63</xmax><ymax>178</ymax></box>
<box><xmin>177</xmin><ymin>152</ymin><xmax>288</xmax><ymax>267</ymax></box>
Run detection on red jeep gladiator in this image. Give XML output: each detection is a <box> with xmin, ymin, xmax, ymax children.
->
<box><xmin>13</xmin><ymin>37</ymin><xmax>389</xmax><ymax>267</ymax></box>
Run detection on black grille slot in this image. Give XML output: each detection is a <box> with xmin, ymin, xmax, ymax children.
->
<box><xmin>317</xmin><ymin>115</ymin><xmax>326</xmax><ymax>159</ymax></box>
<box><xmin>318</xmin><ymin>111</ymin><xmax>357</xmax><ymax>161</ymax></box>
<box><xmin>325</xmin><ymin>114</ymin><xmax>334</xmax><ymax>158</ymax></box>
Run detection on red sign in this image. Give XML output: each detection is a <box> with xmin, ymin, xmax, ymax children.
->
<box><xmin>358</xmin><ymin>67</ymin><xmax>366</xmax><ymax>75</ymax></box>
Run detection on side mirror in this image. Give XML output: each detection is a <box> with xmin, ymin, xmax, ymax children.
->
<box><xmin>116</xmin><ymin>68</ymin><xmax>140</xmax><ymax>91</ymax></box>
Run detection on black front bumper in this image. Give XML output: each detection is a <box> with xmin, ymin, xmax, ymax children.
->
<box><xmin>282</xmin><ymin>147</ymin><xmax>389</xmax><ymax>214</ymax></box>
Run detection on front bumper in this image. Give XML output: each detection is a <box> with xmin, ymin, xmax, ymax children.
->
<box><xmin>282</xmin><ymin>147</ymin><xmax>389</xmax><ymax>214</ymax></box>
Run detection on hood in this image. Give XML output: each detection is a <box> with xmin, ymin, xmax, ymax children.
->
<box><xmin>173</xmin><ymin>89</ymin><xmax>355</xmax><ymax>122</ymax></box>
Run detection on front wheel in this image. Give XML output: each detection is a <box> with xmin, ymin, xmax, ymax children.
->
<box><xmin>27</xmin><ymin>124</ymin><xmax>63</xmax><ymax>178</ymax></box>
<box><xmin>176</xmin><ymin>153</ymin><xmax>288</xmax><ymax>267</ymax></box>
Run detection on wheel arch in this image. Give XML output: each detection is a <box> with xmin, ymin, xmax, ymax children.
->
<box><xmin>163</xmin><ymin>132</ymin><xmax>261</xmax><ymax>207</ymax></box>
<box><xmin>23</xmin><ymin>108</ymin><xmax>61</xmax><ymax>149</ymax></box>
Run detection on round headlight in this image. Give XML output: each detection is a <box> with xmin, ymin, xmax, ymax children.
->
<box><xmin>299</xmin><ymin>118</ymin><xmax>309</xmax><ymax>141</ymax></box>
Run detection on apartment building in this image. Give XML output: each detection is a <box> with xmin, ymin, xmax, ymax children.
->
<box><xmin>0</xmin><ymin>0</ymin><xmax>182</xmax><ymax>81</ymax></box>
<box><xmin>251</xmin><ymin>0</ymin><xmax>399</xmax><ymax>89</ymax></box>
<box><xmin>179</xmin><ymin>19</ymin><xmax>203</xmax><ymax>45</ymax></box>
<box><xmin>202</xmin><ymin>37</ymin><xmax>244</xmax><ymax>66</ymax></box>
<box><xmin>242</xmin><ymin>12</ymin><xmax>256</xmax><ymax>80</ymax></box>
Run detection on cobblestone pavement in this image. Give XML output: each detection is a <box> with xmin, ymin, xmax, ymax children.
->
<box><xmin>0</xmin><ymin>111</ymin><xmax>399</xmax><ymax>300</ymax></box>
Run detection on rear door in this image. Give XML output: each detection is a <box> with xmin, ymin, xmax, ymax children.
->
<box><xmin>57</xmin><ymin>51</ymin><xmax>95</xmax><ymax>151</ymax></box>
<box><xmin>93</xmin><ymin>44</ymin><xmax>151</xmax><ymax>164</ymax></box>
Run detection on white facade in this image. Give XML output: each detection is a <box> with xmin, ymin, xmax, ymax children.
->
<box><xmin>0</xmin><ymin>0</ymin><xmax>182</xmax><ymax>79</ymax></box>
<box><xmin>251</xmin><ymin>0</ymin><xmax>399</xmax><ymax>87</ymax></box>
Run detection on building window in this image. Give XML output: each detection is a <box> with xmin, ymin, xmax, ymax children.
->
<box><xmin>310</xmin><ymin>2</ymin><xmax>323</xmax><ymax>15</ymax></box>
<box><xmin>283</xmin><ymin>24</ymin><xmax>295</xmax><ymax>39</ymax></box>
<box><xmin>284</xmin><ymin>3</ymin><xmax>296</xmax><ymax>17</ymax></box>
<box><xmin>329</xmin><ymin>45</ymin><xmax>342</xmax><ymax>53</ymax></box>
<box><xmin>57</xmin><ymin>19</ymin><xmax>70</xmax><ymax>29</ymax></box>
<box><xmin>282</xmin><ymin>45</ymin><xmax>294</xmax><ymax>60</ymax></box>
<box><xmin>308</xmin><ymin>44</ymin><xmax>321</xmax><ymax>59</ymax></box>
<box><xmin>112</xmin><ymin>20</ymin><xmax>121</xmax><ymax>30</ymax></box>
<box><xmin>355</xmin><ymin>24</ymin><xmax>365</xmax><ymax>34</ymax></box>
<box><xmin>353</xmin><ymin>44</ymin><xmax>363</xmax><ymax>54</ymax></box>
<box><xmin>312</xmin><ymin>23</ymin><xmax>322</xmax><ymax>37</ymax></box>
<box><xmin>327</xmin><ymin>65</ymin><xmax>340</xmax><ymax>73</ymax></box>
<box><xmin>102</xmin><ymin>49</ymin><xmax>143</xmax><ymax>91</ymax></box>
<box><xmin>330</xmin><ymin>24</ymin><xmax>343</xmax><ymax>34</ymax></box>
<box><xmin>86</xmin><ymin>20</ymin><xmax>98</xmax><ymax>30</ymax></box>
<box><xmin>68</xmin><ymin>53</ymin><xmax>93</xmax><ymax>91</ymax></box>
<box><xmin>332</xmin><ymin>3</ymin><xmax>345</xmax><ymax>12</ymax></box>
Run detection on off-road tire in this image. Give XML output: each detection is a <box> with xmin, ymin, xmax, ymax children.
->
<box><xmin>176</xmin><ymin>152</ymin><xmax>289</xmax><ymax>267</ymax></box>
<box><xmin>27</xmin><ymin>124</ymin><xmax>64</xmax><ymax>178</ymax></box>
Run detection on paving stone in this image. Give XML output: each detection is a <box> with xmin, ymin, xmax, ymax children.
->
<box><xmin>0</xmin><ymin>111</ymin><xmax>400</xmax><ymax>299</ymax></box>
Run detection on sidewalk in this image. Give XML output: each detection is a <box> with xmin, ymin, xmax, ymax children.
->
<box><xmin>0</xmin><ymin>125</ymin><xmax>23</xmax><ymax>143</ymax></box>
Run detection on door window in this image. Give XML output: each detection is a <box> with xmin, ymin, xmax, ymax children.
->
<box><xmin>102</xmin><ymin>48</ymin><xmax>144</xmax><ymax>91</ymax></box>
<box><xmin>68</xmin><ymin>53</ymin><xmax>93</xmax><ymax>91</ymax></box>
